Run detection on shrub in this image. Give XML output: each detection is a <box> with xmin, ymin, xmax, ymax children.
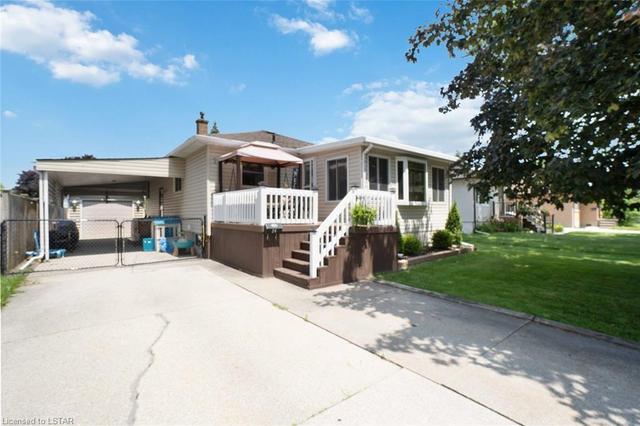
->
<box><xmin>351</xmin><ymin>203</ymin><xmax>377</xmax><ymax>227</ymax></box>
<box><xmin>554</xmin><ymin>224</ymin><xmax>564</xmax><ymax>233</ymax></box>
<box><xmin>500</xmin><ymin>221</ymin><xmax>523</xmax><ymax>232</ymax></box>
<box><xmin>431</xmin><ymin>230</ymin><xmax>453</xmax><ymax>250</ymax></box>
<box><xmin>475</xmin><ymin>219</ymin><xmax>522</xmax><ymax>233</ymax></box>
<box><xmin>402</xmin><ymin>234</ymin><xmax>423</xmax><ymax>256</ymax></box>
<box><xmin>445</xmin><ymin>202</ymin><xmax>463</xmax><ymax>234</ymax></box>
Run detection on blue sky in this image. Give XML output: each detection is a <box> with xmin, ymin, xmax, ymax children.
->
<box><xmin>1</xmin><ymin>0</ymin><xmax>477</xmax><ymax>187</ymax></box>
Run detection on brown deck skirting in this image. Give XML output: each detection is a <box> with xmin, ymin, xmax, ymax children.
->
<box><xmin>324</xmin><ymin>226</ymin><xmax>398</xmax><ymax>284</ymax></box>
<box><xmin>210</xmin><ymin>223</ymin><xmax>317</xmax><ymax>277</ymax></box>
<box><xmin>210</xmin><ymin>224</ymin><xmax>398</xmax><ymax>284</ymax></box>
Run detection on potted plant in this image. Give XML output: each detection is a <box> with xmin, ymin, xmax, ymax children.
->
<box><xmin>351</xmin><ymin>203</ymin><xmax>377</xmax><ymax>229</ymax></box>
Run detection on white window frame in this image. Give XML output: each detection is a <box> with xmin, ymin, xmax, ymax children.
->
<box><xmin>431</xmin><ymin>166</ymin><xmax>447</xmax><ymax>203</ymax></box>
<box><xmin>395</xmin><ymin>156</ymin><xmax>428</xmax><ymax>205</ymax></box>
<box><xmin>367</xmin><ymin>154</ymin><xmax>391</xmax><ymax>191</ymax></box>
<box><xmin>303</xmin><ymin>159</ymin><xmax>316</xmax><ymax>190</ymax></box>
<box><xmin>173</xmin><ymin>177</ymin><xmax>182</xmax><ymax>193</ymax></box>
<box><xmin>325</xmin><ymin>156</ymin><xmax>349</xmax><ymax>202</ymax></box>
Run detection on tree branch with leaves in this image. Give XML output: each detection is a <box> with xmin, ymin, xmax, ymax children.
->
<box><xmin>407</xmin><ymin>0</ymin><xmax>640</xmax><ymax>218</ymax></box>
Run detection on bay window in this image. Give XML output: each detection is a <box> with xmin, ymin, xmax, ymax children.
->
<box><xmin>432</xmin><ymin>167</ymin><xmax>446</xmax><ymax>202</ymax></box>
<box><xmin>396</xmin><ymin>158</ymin><xmax>427</xmax><ymax>203</ymax></box>
<box><xmin>408</xmin><ymin>161</ymin><xmax>426</xmax><ymax>202</ymax></box>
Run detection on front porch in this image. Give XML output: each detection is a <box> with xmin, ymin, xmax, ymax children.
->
<box><xmin>210</xmin><ymin>186</ymin><xmax>398</xmax><ymax>288</ymax></box>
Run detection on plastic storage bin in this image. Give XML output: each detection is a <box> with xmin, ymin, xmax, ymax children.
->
<box><xmin>142</xmin><ymin>238</ymin><xmax>154</xmax><ymax>252</ymax></box>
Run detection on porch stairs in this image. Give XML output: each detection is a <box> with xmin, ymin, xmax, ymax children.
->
<box><xmin>273</xmin><ymin>238</ymin><xmax>346</xmax><ymax>290</ymax></box>
<box><xmin>273</xmin><ymin>188</ymin><xmax>396</xmax><ymax>289</ymax></box>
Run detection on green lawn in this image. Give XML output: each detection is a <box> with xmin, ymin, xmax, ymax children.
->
<box><xmin>1</xmin><ymin>274</ymin><xmax>26</xmax><ymax>307</ymax></box>
<box><xmin>380</xmin><ymin>232</ymin><xmax>640</xmax><ymax>342</ymax></box>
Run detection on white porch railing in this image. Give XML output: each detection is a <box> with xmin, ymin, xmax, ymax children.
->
<box><xmin>309</xmin><ymin>189</ymin><xmax>395</xmax><ymax>278</ymax></box>
<box><xmin>212</xmin><ymin>187</ymin><xmax>318</xmax><ymax>225</ymax></box>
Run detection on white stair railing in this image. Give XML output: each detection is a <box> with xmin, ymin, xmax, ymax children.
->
<box><xmin>309</xmin><ymin>189</ymin><xmax>395</xmax><ymax>278</ymax></box>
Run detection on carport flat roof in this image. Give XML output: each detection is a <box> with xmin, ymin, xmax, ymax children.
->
<box><xmin>36</xmin><ymin>157</ymin><xmax>185</xmax><ymax>179</ymax></box>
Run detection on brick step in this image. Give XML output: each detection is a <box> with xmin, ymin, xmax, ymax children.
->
<box><xmin>282</xmin><ymin>257</ymin><xmax>310</xmax><ymax>274</ymax></box>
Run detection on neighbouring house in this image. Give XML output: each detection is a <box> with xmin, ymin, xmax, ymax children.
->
<box><xmin>452</xmin><ymin>178</ymin><xmax>607</xmax><ymax>233</ymax></box>
<box><xmin>31</xmin><ymin>114</ymin><xmax>457</xmax><ymax>287</ymax></box>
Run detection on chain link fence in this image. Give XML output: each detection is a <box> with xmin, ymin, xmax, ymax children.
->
<box><xmin>1</xmin><ymin>217</ymin><xmax>204</xmax><ymax>274</ymax></box>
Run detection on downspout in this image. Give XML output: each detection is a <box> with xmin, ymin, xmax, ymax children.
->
<box><xmin>361</xmin><ymin>143</ymin><xmax>373</xmax><ymax>189</ymax></box>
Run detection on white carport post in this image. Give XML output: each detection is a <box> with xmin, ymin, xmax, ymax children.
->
<box><xmin>38</xmin><ymin>170</ymin><xmax>50</xmax><ymax>260</ymax></box>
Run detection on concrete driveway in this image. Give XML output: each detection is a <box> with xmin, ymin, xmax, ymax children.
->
<box><xmin>2</xmin><ymin>260</ymin><xmax>509</xmax><ymax>426</ymax></box>
<box><xmin>2</xmin><ymin>260</ymin><xmax>639</xmax><ymax>425</ymax></box>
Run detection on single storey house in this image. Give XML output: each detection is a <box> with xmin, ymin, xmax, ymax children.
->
<box><xmin>33</xmin><ymin>114</ymin><xmax>457</xmax><ymax>287</ymax></box>
<box><xmin>452</xmin><ymin>178</ymin><xmax>607</xmax><ymax>233</ymax></box>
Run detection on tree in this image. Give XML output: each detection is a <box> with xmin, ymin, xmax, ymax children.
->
<box><xmin>209</xmin><ymin>122</ymin><xmax>219</xmax><ymax>135</ymax></box>
<box><xmin>407</xmin><ymin>1</ymin><xmax>640</xmax><ymax>219</ymax></box>
<box><xmin>14</xmin><ymin>170</ymin><xmax>39</xmax><ymax>197</ymax></box>
<box><xmin>445</xmin><ymin>202</ymin><xmax>462</xmax><ymax>233</ymax></box>
<box><xmin>445</xmin><ymin>202</ymin><xmax>462</xmax><ymax>244</ymax></box>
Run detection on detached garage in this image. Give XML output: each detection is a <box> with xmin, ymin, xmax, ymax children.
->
<box><xmin>77</xmin><ymin>200</ymin><xmax>138</xmax><ymax>239</ymax></box>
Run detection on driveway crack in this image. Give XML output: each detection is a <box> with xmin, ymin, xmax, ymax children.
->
<box><xmin>127</xmin><ymin>313</ymin><xmax>169</xmax><ymax>425</ymax></box>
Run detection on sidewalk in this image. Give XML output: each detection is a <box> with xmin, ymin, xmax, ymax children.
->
<box><xmin>207</xmin><ymin>261</ymin><xmax>640</xmax><ymax>426</ymax></box>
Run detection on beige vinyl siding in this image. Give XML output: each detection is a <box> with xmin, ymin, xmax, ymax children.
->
<box><xmin>145</xmin><ymin>148</ymin><xmax>207</xmax><ymax>226</ymax></box>
<box><xmin>396</xmin><ymin>159</ymin><xmax>451</xmax><ymax>243</ymax></box>
<box><xmin>302</xmin><ymin>145</ymin><xmax>361</xmax><ymax>220</ymax></box>
<box><xmin>181</xmin><ymin>148</ymin><xmax>207</xmax><ymax>219</ymax></box>
<box><xmin>147</xmin><ymin>178</ymin><xmax>181</xmax><ymax>216</ymax></box>
<box><xmin>37</xmin><ymin>157</ymin><xmax>185</xmax><ymax>178</ymax></box>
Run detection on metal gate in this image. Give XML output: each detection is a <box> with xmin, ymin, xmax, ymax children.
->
<box><xmin>120</xmin><ymin>217</ymin><xmax>204</xmax><ymax>266</ymax></box>
<box><xmin>0</xmin><ymin>217</ymin><xmax>204</xmax><ymax>274</ymax></box>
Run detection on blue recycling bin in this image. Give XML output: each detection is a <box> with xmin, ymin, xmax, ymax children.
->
<box><xmin>142</xmin><ymin>238</ymin><xmax>154</xmax><ymax>252</ymax></box>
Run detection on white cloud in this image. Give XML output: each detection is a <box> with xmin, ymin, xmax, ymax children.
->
<box><xmin>348</xmin><ymin>4</ymin><xmax>373</xmax><ymax>24</ymax></box>
<box><xmin>229</xmin><ymin>83</ymin><xmax>247</xmax><ymax>93</ymax></box>
<box><xmin>50</xmin><ymin>61</ymin><xmax>120</xmax><ymax>86</ymax></box>
<box><xmin>305</xmin><ymin>0</ymin><xmax>333</xmax><ymax>12</ymax></box>
<box><xmin>0</xmin><ymin>1</ymin><xmax>197</xmax><ymax>86</ymax></box>
<box><xmin>3</xmin><ymin>110</ymin><xmax>17</xmax><ymax>119</ymax></box>
<box><xmin>347</xmin><ymin>81</ymin><xmax>482</xmax><ymax>155</ymax></box>
<box><xmin>343</xmin><ymin>82</ymin><xmax>364</xmax><ymax>95</ymax></box>
<box><xmin>342</xmin><ymin>79</ymin><xmax>399</xmax><ymax>95</ymax></box>
<box><xmin>181</xmin><ymin>54</ymin><xmax>198</xmax><ymax>70</ymax></box>
<box><xmin>304</xmin><ymin>0</ymin><xmax>342</xmax><ymax>20</ymax></box>
<box><xmin>271</xmin><ymin>15</ymin><xmax>354</xmax><ymax>55</ymax></box>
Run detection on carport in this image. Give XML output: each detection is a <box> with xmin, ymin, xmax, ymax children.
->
<box><xmin>32</xmin><ymin>156</ymin><xmax>187</xmax><ymax>268</ymax></box>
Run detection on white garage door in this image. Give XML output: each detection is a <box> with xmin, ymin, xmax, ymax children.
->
<box><xmin>81</xmin><ymin>201</ymin><xmax>133</xmax><ymax>239</ymax></box>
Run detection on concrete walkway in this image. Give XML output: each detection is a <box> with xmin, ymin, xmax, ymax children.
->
<box><xmin>2</xmin><ymin>260</ymin><xmax>510</xmax><ymax>426</ymax></box>
<box><xmin>3</xmin><ymin>259</ymin><xmax>639</xmax><ymax>425</ymax></box>
<box><xmin>209</xmin><ymin>261</ymin><xmax>640</xmax><ymax>426</ymax></box>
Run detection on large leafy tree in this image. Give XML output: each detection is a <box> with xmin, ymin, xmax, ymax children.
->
<box><xmin>407</xmin><ymin>1</ymin><xmax>640</xmax><ymax>218</ymax></box>
<box><xmin>14</xmin><ymin>170</ymin><xmax>39</xmax><ymax>197</ymax></box>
